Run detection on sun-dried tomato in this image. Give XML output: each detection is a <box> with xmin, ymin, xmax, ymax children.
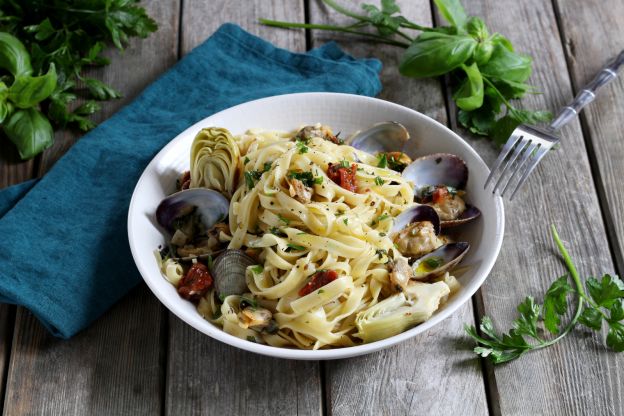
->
<box><xmin>178</xmin><ymin>262</ymin><xmax>213</xmax><ymax>302</ymax></box>
<box><xmin>298</xmin><ymin>269</ymin><xmax>339</xmax><ymax>296</ymax></box>
<box><xmin>432</xmin><ymin>186</ymin><xmax>449</xmax><ymax>204</ymax></box>
<box><xmin>327</xmin><ymin>163</ymin><xmax>358</xmax><ymax>192</ymax></box>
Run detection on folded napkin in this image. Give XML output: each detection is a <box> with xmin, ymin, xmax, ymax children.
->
<box><xmin>0</xmin><ymin>23</ymin><xmax>382</xmax><ymax>338</ymax></box>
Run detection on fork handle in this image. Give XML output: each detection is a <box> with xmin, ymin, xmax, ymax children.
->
<box><xmin>549</xmin><ymin>49</ymin><xmax>624</xmax><ymax>131</ymax></box>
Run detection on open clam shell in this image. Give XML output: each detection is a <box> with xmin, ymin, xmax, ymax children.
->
<box><xmin>349</xmin><ymin>121</ymin><xmax>410</xmax><ymax>155</ymax></box>
<box><xmin>391</xmin><ymin>205</ymin><xmax>441</xmax><ymax>235</ymax></box>
<box><xmin>441</xmin><ymin>205</ymin><xmax>482</xmax><ymax>228</ymax></box>
<box><xmin>411</xmin><ymin>242</ymin><xmax>470</xmax><ymax>280</ymax></box>
<box><xmin>156</xmin><ymin>188</ymin><xmax>229</xmax><ymax>234</ymax></box>
<box><xmin>402</xmin><ymin>153</ymin><xmax>468</xmax><ymax>190</ymax></box>
<box><xmin>211</xmin><ymin>249</ymin><xmax>255</xmax><ymax>296</ymax></box>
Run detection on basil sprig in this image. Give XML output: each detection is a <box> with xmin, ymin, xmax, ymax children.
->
<box><xmin>261</xmin><ymin>0</ymin><xmax>551</xmax><ymax>145</ymax></box>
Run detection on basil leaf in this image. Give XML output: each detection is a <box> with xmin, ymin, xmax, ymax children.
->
<box><xmin>24</xmin><ymin>18</ymin><xmax>56</xmax><ymax>41</ymax></box>
<box><xmin>467</xmin><ymin>17</ymin><xmax>489</xmax><ymax>40</ymax></box>
<box><xmin>0</xmin><ymin>101</ymin><xmax>12</xmax><ymax>124</ymax></box>
<box><xmin>8</xmin><ymin>63</ymin><xmax>57</xmax><ymax>109</ymax></box>
<box><xmin>399</xmin><ymin>32</ymin><xmax>477</xmax><ymax>78</ymax></box>
<box><xmin>480</xmin><ymin>44</ymin><xmax>532</xmax><ymax>83</ymax></box>
<box><xmin>3</xmin><ymin>108</ymin><xmax>54</xmax><ymax>160</ymax></box>
<box><xmin>0</xmin><ymin>32</ymin><xmax>32</xmax><ymax>77</ymax></box>
<box><xmin>433</xmin><ymin>0</ymin><xmax>468</xmax><ymax>30</ymax></box>
<box><xmin>490</xmin><ymin>33</ymin><xmax>514</xmax><ymax>52</ymax></box>
<box><xmin>453</xmin><ymin>62</ymin><xmax>484</xmax><ymax>111</ymax></box>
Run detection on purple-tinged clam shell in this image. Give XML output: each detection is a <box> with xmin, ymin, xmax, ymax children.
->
<box><xmin>211</xmin><ymin>249</ymin><xmax>255</xmax><ymax>296</ymax></box>
<box><xmin>391</xmin><ymin>204</ymin><xmax>441</xmax><ymax>235</ymax></box>
<box><xmin>349</xmin><ymin>121</ymin><xmax>410</xmax><ymax>155</ymax></box>
<box><xmin>402</xmin><ymin>153</ymin><xmax>468</xmax><ymax>190</ymax></box>
<box><xmin>411</xmin><ymin>242</ymin><xmax>470</xmax><ymax>280</ymax></box>
<box><xmin>156</xmin><ymin>188</ymin><xmax>229</xmax><ymax>234</ymax></box>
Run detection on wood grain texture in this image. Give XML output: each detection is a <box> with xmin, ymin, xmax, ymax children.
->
<box><xmin>165</xmin><ymin>3</ymin><xmax>322</xmax><ymax>416</ymax></box>
<box><xmin>456</xmin><ymin>0</ymin><xmax>624</xmax><ymax>414</ymax></box>
<box><xmin>554</xmin><ymin>0</ymin><xmax>624</xmax><ymax>275</ymax></box>
<box><xmin>1</xmin><ymin>1</ymin><xmax>180</xmax><ymax>415</ymax></box>
<box><xmin>308</xmin><ymin>1</ymin><xmax>489</xmax><ymax>415</ymax></box>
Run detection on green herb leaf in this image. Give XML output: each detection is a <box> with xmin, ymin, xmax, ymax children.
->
<box><xmin>610</xmin><ymin>300</ymin><xmax>624</xmax><ymax>322</ymax></box>
<box><xmin>377</xmin><ymin>153</ymin><xmax>388</xmax><ymax>168</ymax></box>
<box><xmin>343</xmin><ymin>218</ymin><xmax>349</xmax><ymax>225</ymax></box>
<box><xmin>399</xmin><ymin>32</ymin><xmax>477</xmax><ymax>78</ymax></box>
<box><xmin>251</xmin><ymin>265</ymin><xmax>264</xmax><ymax>274</ymax></box>
<box><xmin>586</xmin><ymin>275</ymin><xmax>624</xmax><ymax>308</ymax></box>
<box><xmin>480</xmin><ymin>44</ymin><xmax>532</xmax><ymax>83</ymax></box>
<box><xmin>374</xmin><ymin>176</ymin><xmax>385</xmax><ymax>186</ymax></box>
<box><xmin>3</xmin><ymin>107</ymin><xmax>53</xmax><ymax>160</ymax></box>
<box><xmin>0</xmin><ymin>32</ymin><xmax>32</xmax><ymax>76</ymax></box>
<box><xmin>453</xmin><ymin>62</ymin><xmax>484</xmax><ymax>111</ymax></box>
<box><xmin>295</xmin><ymin>139</ymin><xmax>309</xmax><ymax>154</ymax></box>
<box><xmin>8</xmin><ymin>63</ymin><xmax>57</xmax><ymax>109</ymax></box>
<box><xmin>278</xmin><ymin>214</ymin><xmax>290</xmax><ymax>225</ymax></box>
<box><xmin>286</xmin><ymin>243</ymin><xmax>306</xmax><ymax>251</ymax></box>
<box><xmin>84</xmin><ymin>77</ymin><xmax>122</xmax><ymax>100</ymax></box>
<box><xmin>607</xmin><ymin>322</ymin><xmax>624</xmax><ymax>352</ymax></box>
<box><xmin>542</xmin><ymin>275</ymin><xmax>574</xmax><ymax>334</ymax></box>
<box><xmin>433</xmin><ymin>0</ymin><xmax>468</xmax><ymax>30</ymax></box>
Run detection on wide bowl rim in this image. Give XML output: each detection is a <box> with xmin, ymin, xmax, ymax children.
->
<box><xmin>128</xmin><ymin>92</ymin><xmax>505</xmax><ymax>360</ymax></box>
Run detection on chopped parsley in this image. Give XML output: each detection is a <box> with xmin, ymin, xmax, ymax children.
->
<box><xmin>212</xmin><ymin>308</ymin><xmax>222</xmax><ymax>319</ymax></box>
<box><xmin>343</xmin><ymin>218</ymin><xmax>349</xmax><ymax>225</ymax></box>
<box><xmin>377</xmin><ymin>153</ymin><xmax>388</xmax><ymax>168</ymax></box>
<box><xmin>240</xmin><ymin>296</ymin><xmax>258</xmax><ymax>309</ymax></box>
<box><xmin>379</xmin><ymin>232</ymin><xmax>386</xmax><ymax>237</ymax></box>
<box><xmin>295</xmin><ymin>139</ymin><xmax>309</xmax><ymax>154</ymax></box>
<box><xmin>251</xmin><ymin>265</ymin><xmax>264</xmax><ymax>274</ymax></box>
<box><xmin>371</xmin><ymin>213</ymin><xmax>390</xmax><ymax>226</ymax></box>
<box><xmin>277</xmin><ymin>214</ymin><xmax>290</xmax><ymax>225</ymax></box>
<box><xmin>263</xmin><ymin>161</ymin><xmax>272</xmax><ymax>172</ymax></box>
<box><xmin>423</xmin><ymin>257</ymin><xmax>443</xmax><ymax>270</ymax></box>
<box><xmin>286</xmin><ymin>243</ymin><xmax>306</xmax><ymax>251</ymax></box>
<box><xmin>388</xmin><ymin>154</ymin><xmax>409</xmax><ymax>172</ymax></box>
<box><xmin>243</xmin><ymin>156</ymin><xmax>250</xmax><ymax>165</ymax></box>
<box><xmin>339</xmin><ymin>159</ymin><xmax>350</xmax><ymax>168</ymax></box>
<box><xmin>288</xmin><ymin>170</ymin><xmax>321</xmax><ymax>188</ymax></box>
<box><xmin>374</xmin><ymin>176</ymin><xmax>385</xmax><ymax>186</ymax></box>
<box><xmin>218</xmin><ymin>293</ymin><xmax>226</xmax><ymax>302</ymax></box>
<box><xmin>244</xmin><ymin>170</ymin><xmax>263</xmax><ymax>189</ymax></box>
<box><xmin>314</xmin><ymin>176</ymin><xmax>323</xmax><ymax>185</ymax></box>
<box><xmin>318</xmin><ymin>289</ymin><xmax>325</xmax><ymax>294</ymax></box>
<box><xmin>269</xmin><ymin>227</ymin><xmax>287</xmax><ymax>237</ymax></box>
<box><xmin>375</xmin><ymin>248</ymin><xmax>388</xmax><ymax>260</ymax></box>
<box><xmin>246</xmin><ymin>336</ymin><xmax>257</xmax><ymax>343</ymax></box>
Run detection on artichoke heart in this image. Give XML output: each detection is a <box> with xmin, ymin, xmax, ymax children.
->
<box><xmin>190</xmin><ymin>127</ymin><xmax>242</xmax><ymax>197</ymax></box>
<box><xmin>355</xmin><ymin>281</ymin><xmax>450</xmax><ymax>343</ymax></box>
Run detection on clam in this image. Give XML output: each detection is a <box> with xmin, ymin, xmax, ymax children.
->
<box><xmin>402</xmin><ymin>153</ymin><xmax>481</xmax><ymax>227</ymax></box>
<box><xmin>156</xmin><ymin>188</ymin><xmax>229</xmax><ymax>234</ymax></box>
<box><xmin>391</xmin><ymin>205</ymin><xmax>440</xmax><ymax>236</ymax></box>
<box><xmin>349</xmin><ymin>121</ymin><xmax>410</xmax><ymax>155</ymax></box>
<box><xmin>211</xmin><ymin>249</ymin><xmax>255</xmax><ymax>296</ymax></box>
<box><xmin>411</xmin><ymin>242</ymin><xmax>470</xmax><ymax>280</ymax></box>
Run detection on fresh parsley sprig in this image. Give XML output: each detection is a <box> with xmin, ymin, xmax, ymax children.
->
<box><xmin>466</xmin><ymin>225</ymin><xmax>624</xmax><ymax>365</ymax></box>
<box><xmin>261</xmin><ymin>0</ymin><xmax>551</xmax><ymax>145</ymax></box>
<box><xmin>0</xmin><ymin>0</ymin><xmax>157</xmax><ymax>159</ymax></box>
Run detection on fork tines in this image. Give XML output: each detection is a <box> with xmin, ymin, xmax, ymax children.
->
<box><xmin>484</xmin><ymin>126</ymin><xmax>553</xmax><ymax>200</ymax></box>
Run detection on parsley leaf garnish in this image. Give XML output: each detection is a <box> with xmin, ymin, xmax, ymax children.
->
<box><xmin>467</xmin><ymin>225</ymin><xmax>624</xmax><ymax>364</ymax></box>
<box><xmin>286</xmin><ymin>243</ymin><xmax>306</xmax><ymax>251</ymax></box>
<box><xmin>374</xmin><ymin>176</ymin><xmax>385</xmax><ymax>186</ymax></box>
<box><xmin>251</xmin><ymin>265</ymin><xmax>264</xmax><ymax>274</ymax></box>
<box><xmin>295</xmin><ymin>139</ymin><xmax>309</xmax><ymax>154</ymax></box>
<box><xmin>277</xmin><ymin>214</ymin><xmax>290</xmax><ymax>225</ymax></box>
<box><xmin>377</xmin><ymin>153</ymin><xmax>388</xmax><ymax>168</ymax></box>
<box><xmin>288</xmin><ymin>170</ymin><xmax>321</xmax><ymax>188</ymax></box>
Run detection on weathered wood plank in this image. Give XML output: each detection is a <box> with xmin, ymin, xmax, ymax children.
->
<box><xmin>554</xmin><ymin>0</ymin><xmax>624</xmax><ymax>276</ymax></box>
<box><xmin>2</xmin><ymin>1</ymin><xmax>180</xmax><ymax>415</ymax></box>
<box><xmin>456</xmin><ymin>0</ymin><xmax>624</xmax><ymax>414</ymax></box>
<box><xmin>308</xmin><ymin>2</ymin><xmax>489</xmax><ymax>415</ymax></box>
<box><xmin>165</xmin><ymin>3</ymin><xmax>322</xmax><ymax>416</ymax></box>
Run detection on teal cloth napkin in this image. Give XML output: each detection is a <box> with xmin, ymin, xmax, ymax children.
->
<box><xmin>0</xmin><ymin>23</ymin><xmax>382</xmax><ymax>338</ymax></box>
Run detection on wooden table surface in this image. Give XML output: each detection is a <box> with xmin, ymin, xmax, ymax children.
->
<box><xmin>1</xmin><ymin>1</ymin><xmax>623</xmax><ymax>415</ymax></box>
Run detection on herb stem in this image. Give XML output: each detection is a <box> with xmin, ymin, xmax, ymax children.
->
<box><xmin>322</xmin><ymin>0</ymin><xmax>369</xmax><ymax>21</ymax></box>
<box><xmin>258</xmin><ymin>19</ymin><xmax>411</xmax><ymax>48</ymax></box>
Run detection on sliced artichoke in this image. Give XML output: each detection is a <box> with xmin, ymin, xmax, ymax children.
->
<box><xmin>190</xmin><ymin>127</ymin><xmax>242</xmax><ymax>197</ymax></box>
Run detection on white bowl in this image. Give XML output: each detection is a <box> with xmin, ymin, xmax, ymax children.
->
<box><xmin>128</xmin><ymin>92</ymin><xmax>504</xmax><ymax>360</ymax></box>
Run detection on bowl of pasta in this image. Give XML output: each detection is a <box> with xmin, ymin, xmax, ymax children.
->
<box><xmin>128</xmin><ymin>92</ymin><xmax>504</xmax><ymax>360</ymax></box>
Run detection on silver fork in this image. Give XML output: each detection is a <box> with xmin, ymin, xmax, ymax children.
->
<box><xmin>484</xmin><ymin>49</ymin><xmax>624</xmax><ymax>200</ymax></box>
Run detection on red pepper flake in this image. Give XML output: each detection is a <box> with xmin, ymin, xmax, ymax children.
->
<box><xmin>327</xmin><ymin>163</ymin><xmax>358</xmax><ymax>193</ymax></box>
<box><xmin>178</xmin><ymin>263</ymin><xmax>213</xmax><ymax>302</ymax></box>
<box><xmin>298</xmin><ymin>269</ymin><xmax>339</xmax><ymax>296</ymax></box>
